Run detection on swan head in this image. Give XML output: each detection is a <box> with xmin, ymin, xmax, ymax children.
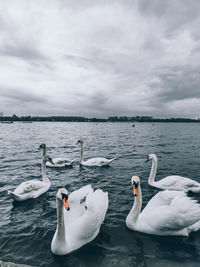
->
<box><xmin>131</xmin><ymin>176</ymin><xmax>140</xmax><ymax>196</ymax></box>
<box><xmin>43</xmin><ymin>155</ymin><xmax>54</xmax><ymax>165</ymax></box>
<box><xmin>76</xmin><ymin>139</ymin><xmax>83</xmax><ymax>145</ymax></box>
<box><xmin>145</xmin><ymin>153</ymin><xmax>157</xmax><ymax>163</ymax></box>
<box><xmin>57</xmin><ymin>188</ymin><xmax>70</xmax><ymax>211</ymax></box>
<box><xmin>39</xmin><ymin>143</ymin><xmax>46</xmax><ymax>150</ymax></box>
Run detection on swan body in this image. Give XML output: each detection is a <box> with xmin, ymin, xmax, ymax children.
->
<box><xmin>79</xmin><ymin>157</ymin><xmax>116</xmax><ymax>167</ymax></box>
<box><xmin>8</xmin><ymin>155</ymin><xmax>53</xmax><ymax>201</ymax></box>
<box><xmin>76</xmin><ymin>140</ymin><xmax>116</xmax><ymax>166</ymax></box>
<box><xmin>146</xmin><ymin>154</ymin><xmax>200</xmax><ymax>193</ymax></box>
<box><xmin>40</xmin><ymin>143</ymin><xmax>76</xmax><ymax>167</ymax></box>
<box><xmin>51</xmin><ymin>185</ymin><xmax>109</xmax><ymax>255</ymax></box>
<box><xmin>46</xmin><ymin>158</ymin><xmax>76</xmax><ymax>168</ymax></box>
<box><xmin>126</xmin><ymin>176</ymin><xmax>200</xmax><ymax>236</ymax></box>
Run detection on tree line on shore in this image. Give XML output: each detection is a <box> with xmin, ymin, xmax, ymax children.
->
<box><xmin>0</xmin><ymin>114</ymin><xmax>200</xmax><ymax>123</ymax></box>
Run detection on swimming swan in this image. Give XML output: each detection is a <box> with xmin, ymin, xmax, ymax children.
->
<box><xmin>146</xmin><ymin>154</ymin><xmax>200</xmax><ymax>193</ymax></box>
<box><xmin>8</xmin><ymin>155</ymin><xmax>54</xmax><ymax>201</ymax></box>
<box><xmin>126</xmin><ymin>176</ymin><xmax>200</xmax><ymax>236</ymax></box>
<box><xmin>76</xmin><ymin>140</ymin><xmax>116</xmax><ymax>166</ymax></box>
<box><xmin>51</xmin><ymin>185</ymin><xmax>109</xmax><ymax>255</ymax></box>
<box><xmin>39</xmin><ymin>143</ymin><xmax>76</xmax><ymax>167</ymax></box>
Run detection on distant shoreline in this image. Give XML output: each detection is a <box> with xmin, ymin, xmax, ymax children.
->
<box><xmin>0</xmin><ymin>115</ymin><xmax>200</xmax><ymax>123</ymax></box>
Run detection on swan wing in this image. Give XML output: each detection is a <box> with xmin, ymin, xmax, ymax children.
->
<box><xmin>85</xmin><ymin>189</ymin><xmax>109</xmax><ymax>222</ymax></box>
<box><xmin>140</xmin><ymin>190</ymin><xmax>200</xmax><ymax>231</ymax></box>
<box><xmin>67</xmin><ymin>189</ymin><xmax>108</xmax><ymax>243</ymax></box>
<box><xmin>64</xmin><ymin>185</ymin><xmax>94</xmax><ymax>226</ymax></box>
<box><xmin>13</xmin><ymin>180</ymin><xmax>50</xmax><ymax>199</ymax></box>
<box><xmin>46</xmin><ymin>158</ymin><xmax>76</xmax><ymax>167</ymax></box>
<box><xmin>69</xmin><ymin>185</ymin><xmax>93</xmax><ymax>204</ymax></box>
<box><xmin>53</xmin><ymin>158</ymin><xmax>71</xmax><ymax>164</ymax></box>
<box><xmin>156</xmin><ymin>176</ymin><xmax>200</xmax><ymax>190</ymax></box>
<box><xmin>83</xmin><ymin>157</ymin><xmax>113</xmax><ymax>166</ymax></box>
<box><xmin>142</xmin><ymin>190</ymin><xmax>184</xmax><ymax>209</ymax></box>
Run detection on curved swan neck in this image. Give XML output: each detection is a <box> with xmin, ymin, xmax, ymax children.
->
<box><xmin>56</xmin><ymin>199</ymin><xmax>66</xmax><ymax>243</ymax></box>
<box><xmin>148</xmin><ymin>157</ymin><xmax>157</xmax><ymax>185</ymax></box>
<box><xmin>80</xmin><ymin>142</ymin><xmax>83</xmax><ymax>163</ymax></box>
<box><xmin>42</xmin><ymin>159</ymin><xmax>50</xmax><ymax>183</ymax></box>
<box><xmin>126</xmin><ymin>184</ymin><xmax>142</xmax><ymax>229</ymax></box>
<box><xmin>130</xmin><ymin>186</ymin><xmax>142</xmax><ymax>223</ymax></box>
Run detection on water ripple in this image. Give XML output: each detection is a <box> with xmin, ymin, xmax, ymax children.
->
<box><xmin>1</xmin><ymin>122</ymin><xmax>200</xmax><ymax>266</ymax></box>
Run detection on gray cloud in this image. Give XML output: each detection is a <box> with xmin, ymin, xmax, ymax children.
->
<box><xmin>0</xmin><ymin>40</ymin><xmax>47</xmax><ymax>62</ymax></box>
<box><xmin>0</xmin><ymin>0</ymin><xmax>200</xmax><ymax>118</ymax></box>
<box><xmin>137</xmin><ymin>0</ymin><xmax>200</xmax><ymax>33</ymax></box>
<box><xmin>0</xmin><ymin>87</ymin><xmax>47</xmax><ymax>104</ymax></box>
<box><xmin>157</xmin><ymin>67</ymin><xmax>200</xmax><ymax>102</ymax></box>
<box><xmin>0</xmin><ymin>10</ymin><xmax>53</xmax><ymax>68</ymax></box>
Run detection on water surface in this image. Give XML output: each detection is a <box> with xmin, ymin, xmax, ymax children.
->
<box><xmin>1</xmin><ymin>122</ymin><xmax>200</xmax><ymax>267</ymax></box>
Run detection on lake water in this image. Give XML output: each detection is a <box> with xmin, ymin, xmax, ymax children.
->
<box><xmin>1</xmin><ymin>122</ymin><xmax>200</xmax><ymax>267</ymax></box>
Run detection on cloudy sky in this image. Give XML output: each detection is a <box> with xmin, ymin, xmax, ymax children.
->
<box><xmin>1</xmin><ymin>0</ymin><xmax>200</xmax><ymax>118</ymax></box>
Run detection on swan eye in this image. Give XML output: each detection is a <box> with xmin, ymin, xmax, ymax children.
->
<box><xmin>39</xmin><ymin>144</ymin><xmax>46</xmax><ymax>149</ymax></box>
<box><xmin>133</xmin><ymin>181</ymin><xmax>139</xmax><ymax>188</ymax></box>
<box><xmin>61</xmin><ymin>193</ymin><xmax>68</xmax><ymax>200</ymax></box>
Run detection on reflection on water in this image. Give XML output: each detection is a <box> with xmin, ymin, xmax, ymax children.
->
<box><xmin>0</xmin><ymin>122</ymin><xmax>200</xmax><ymax>266</ymax></box>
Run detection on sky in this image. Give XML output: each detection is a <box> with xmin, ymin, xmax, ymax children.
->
<box><xmin>0</xmin><ymin>0</ymin><xmax>200</xmax><ymax>118</ymax></box>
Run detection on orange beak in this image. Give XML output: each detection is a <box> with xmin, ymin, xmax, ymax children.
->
<box><xmin>63</xmin><ymin>198</ymin><xmax>70</xmax><ymax>210</ymax></box>
<box><xmin>133</xmin><ymin>185</ymin><xmax>138</xmax><ymax>196</ymax></box>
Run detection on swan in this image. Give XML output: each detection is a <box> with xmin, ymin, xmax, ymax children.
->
<box><xmin>146</xmin><ymin>154</ymin><xmax>200</xmax><ymax>193</ymax></box>
<box><xmin>51</xmin><ymin>185</ymin><xmax>109</xmax><ymax>255</ymax></box>
<box><xmin>126</xmin><ymin>176</ymin><xmax>200</xmax><ymax>236</ymax></box>
<box><xmin>8</xmin><ymin>154</ymin><xmax>54</xmax><ymax>201</ymax></box>
<box><xmin>39</xmin><ymin>143</ymin><xmax>76</xmax><ymax>167</ymax></box>
<box><xmin>76</xmin><ymin>139</ymin><xmax>116</xmax><ymax>166</ymax></box>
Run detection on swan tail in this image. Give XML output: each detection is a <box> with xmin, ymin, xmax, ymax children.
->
<box><xmin>108</xmin><ymin>157</ymin><xmax>117</xmax><ymax>163</ymax></box>
<box><xmin>187</xmin><ymin>220</ymin><xmax>200</xmax><ymax>234</ymax></box>
<box><xmin>188</xmin><ymin>187</ymin><xmax>200</xmax><ymax>193</ymax></box>
<box><xmin>86</xmin><ymin>189</ymin><xmax>109</xmax><ymax>223</ymax></box>
<box><xmin>70</xmin><ymin>159</ymin><xmax>78</xmax><ymax>163</ymax></box>
<box><xmin>64</xmin><ymin>159</ymin><xmax>77</xmax><ymax>166</ymax></box>
<box><xmin>100</xmin><ymin>157</ymin><xmax>116</xmax><ymax>166</ymax></box>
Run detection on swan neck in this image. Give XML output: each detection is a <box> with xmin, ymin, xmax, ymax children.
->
<box><xmin>56</xmin><ymin>199</ymin><xmax>66</xmax><ymax>243</ymax></box>
<box><xmin>80</xmin><ymin>142</ymin><xmax>83</xmax><ymax>163</ymax></box>
<box><xmin>42</xmin><ymin>159</ymin><xmax>49</xmax><ymax>183</ymax></box>
<box><xmin>43</xmin><ymin>146</ymin><xmax>46</xmax><ymax>156</ymax></box>
<box><xmin>148</xmin><ymin>157</ymin><xmax>157</xmax><ymax>185</ymax></box>
<box><xmin>129</xmin><ymin>186</ymin><xmax>142</xmax><ymax>224</ymax></box>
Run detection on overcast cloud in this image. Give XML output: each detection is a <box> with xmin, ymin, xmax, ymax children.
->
<box><xmin>0</xmin><ymin>0</ymin><xmax>200</xmax><ymax>118</ymax></box>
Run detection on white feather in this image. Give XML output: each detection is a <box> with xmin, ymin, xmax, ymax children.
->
<box><xmin>51</xmin><ymin>186</ymin><xmax>109</xmax><ymax>255</ymax></box>
<box><xmin>147</xmin><ymin>154</ymin><xmax>200</xmax><ymax>192</ymax></box>
<box><xmin>126</xmin><ymin>176</ymin><xmax>200</xmax><ymax>236</ymax></box>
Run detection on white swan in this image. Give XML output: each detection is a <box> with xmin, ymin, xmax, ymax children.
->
<box><xmin>51</xmin><ymin>185</ymin><xmax>109</xmax><ymax>255</ymax></box>
<box><xmin>39</xmin><ymin>143</ymin><xmax>76</xmax><ymax>167</ymax></box>
<box><xmin>8</xmin><ymin>155</ymin><xmax>54</xmax><ymax>201</ymax></box>
<box><xmin>76</xmin><ymin>140</ymin><xmax>116</xmax><ymax>166</ymax></box>
<box><xmin>126</xmin><ymin>176</ymin><xmax>200</xmax><ymax>236</ymax></box>
<box><xmin>146</xmin><ymin>154</ymin><xmax>200</xmax><ymax>193</ymax></box>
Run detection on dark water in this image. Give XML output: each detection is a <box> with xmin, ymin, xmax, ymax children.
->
<box><xmin>1</xmin><ymin>122</ymin><xmax>200</xmax><ymax>267</ymax></box>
